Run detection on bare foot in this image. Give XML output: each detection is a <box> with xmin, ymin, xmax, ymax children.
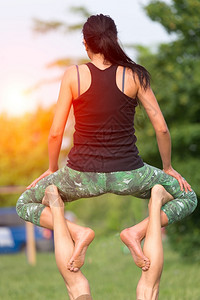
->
<box><xmin>42</xmin><ymin>185</ymin><xmax>64</xmax><ymax>208</ymax></box>
<box><xmin>120</xmin><ymin>185</ymin><xmax>173</xmax><ymax>272</ymax></box>
<box><xmin>43</xmin><ymin>185</ymin><xmax>94</xmax><ymax>272</ymax></box>
<box><xmin>67</xmin><ymin>227</ymin><xmax>95</xmax><ymax>272</ymax></box>
<box><xmin>120</xmin><ymin>228</ymin><xmax>150</xmax><ymax>271</ymax></box>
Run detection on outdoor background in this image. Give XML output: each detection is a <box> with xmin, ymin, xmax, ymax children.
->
<box><xmin>0</xmin><ymin>0</ymin><xmax>200</xmax><ymax>299</ymax></box>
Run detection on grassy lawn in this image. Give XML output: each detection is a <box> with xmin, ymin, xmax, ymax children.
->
<box><xmin>0</xmin><ymin>234</ymin><xmax>199</xmax><ymax>300</ymax></box>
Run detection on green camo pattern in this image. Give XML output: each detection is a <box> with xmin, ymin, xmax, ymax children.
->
<box><xmin>16</xmin><ymin>163</ymin><xmax>197</xmax><ymax>226</ymax></box>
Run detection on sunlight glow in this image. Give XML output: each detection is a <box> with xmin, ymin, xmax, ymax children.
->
<box><xmin>1</xmin><ymin>83</ymin><xmax>34</xmax><ymax>116</ymax></box>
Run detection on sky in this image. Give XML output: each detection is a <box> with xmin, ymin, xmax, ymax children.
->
<box><xmin>0</xmin><ymin>0</ymin><xmax>172</xmax><ymax>116</ymax></box>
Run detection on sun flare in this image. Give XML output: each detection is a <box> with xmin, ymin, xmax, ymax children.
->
<box><xmin>1</xmin><ymin>83</ymin><xmax>32</xmax><ymax>116</ymax></box>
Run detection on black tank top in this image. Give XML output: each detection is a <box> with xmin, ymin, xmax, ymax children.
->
<box><xmin>67</xmin><ymin>62</ymin><xmax>144</xmax><ymax>172</ymax></box>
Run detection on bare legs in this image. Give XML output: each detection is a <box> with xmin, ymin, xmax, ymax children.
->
<box><xmin>41</xmin><ymin>189</ymin><xmax>170</xmax><ymax>273</ymax></box>
<box><xmin>42</xmin><ymin>185</ymin><xmax>92</xmax><ymax>300</ymax></box>
<box><xmin>136</xmin><ymin>184</ymin><xmax>173</xmax><ymax>300</ymax></box>
<box><xmin>40</xmin><ymin>198</ymin><xmax>95</xmax><ymax>272</ymax></box>
<box><xmin>120</xmin><ymin>201</ymin><xmax>169</xmax><ymax>271</ymax></box>
<box><xmin>40</xmin><ymin>183</ymin><xmax>173</xmax><ymax>299</ymax></box>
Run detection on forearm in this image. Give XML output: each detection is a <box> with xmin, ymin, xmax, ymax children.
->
<box><xmin>156</xmin><ymin>129</ymin><xmax>172</xmax><ymax>170</ymax></box>
<box><xmin>48</xmin><ymin>134</ymin><xmax>63</xmax><ymax>172</ymax></box>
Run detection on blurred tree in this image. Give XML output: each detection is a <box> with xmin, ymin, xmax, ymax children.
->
<box><xmin>133</xmin><ymin>0</ymin><xmax>200</xmax><ymax>260</ymax></box>
<box><xmin>0</xmin><ymin>107</ymin><xmax>54</xmax><ymax>187</ymax></box>
<box><xmin>33</xmin><ymin>6</ymin><xmax>91</xmax><ymax>34</ymax></box>
<box><xmin>32</xmin><ymin>6</ymin><xmax>91</xmax><ymax>69</ymax></box>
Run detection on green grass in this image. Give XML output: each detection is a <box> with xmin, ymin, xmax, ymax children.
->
<box><xmin>0</xmin><ymin>235</ymin><xmax>200</xmax><ymax>300</ymax></box>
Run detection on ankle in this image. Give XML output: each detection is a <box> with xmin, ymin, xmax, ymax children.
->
<box><xmin>51</xmin><ymin>207</ymin><xmax>65</xmax><ymax>218</ymax></box>
<box><xmin>149</xmin><ymin>198</ymin><xmax>162</xmax><ymax>210</ymax></box>
<box><xmin>121</xmin><ymin>227</ymin><xmax>144</xmax><ymax>242</ymax></box>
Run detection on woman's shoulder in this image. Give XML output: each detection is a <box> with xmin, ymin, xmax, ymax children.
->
<box><xmin>118</xmin><ymin>65</ymin><xmax>138</xmax><ymax>84</ymax></box>
<box><xmin>61</xmin><ymin>64</ymin><xmax>85</xmax><ymax>83</ymax></box>
<box><xmin>62</xmin><ymin>65</ymin><xmax>76</xmax><ymax>80</ymax></box>
<box><xmin>63</xmin><ymin>63</ymin><xmax>89</xmax><ymax>77</ymax></box>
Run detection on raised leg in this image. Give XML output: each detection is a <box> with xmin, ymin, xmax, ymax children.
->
<box><xmin>43</xmin><ymin>185</ymin><xmax>92</xmax><ymax>299</ymax></box>
<box><xmin>136</xmin><ymin>184</ymin><xmax>173</xmax><ymax>300</ymax></box>
<box><xmin>40</xmin><ymin>205</ymin><xmax>95</xmax><ymax>272</ymax></box>
<box><xmin>120</xmin><ymin>210</ymin><xmax>168</xmax><ymax>271</ymax></box>
<box><xmin>120</xmin><ymin>163</ymin><xmax>197</xmax><ymax>271</ymax></box>
<box><xmin>16</xmin><ymin>165</ymin><xmax>97</xmax><ymax>272</ymax></box>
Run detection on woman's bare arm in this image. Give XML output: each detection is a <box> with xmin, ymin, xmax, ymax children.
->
<box><xmin>137</xmin><ymin>84</ymin><xmax>191</xmax><ymax>192</ymax></box>
<box><xmin>48</xmin><ymin>68</ymin><xmax>73</xmax><ymax>172</ymax></box>
<box><xmin>137</xmin><ymin>87</ymin><xmax>171</xmax><ymax>169</ymax></box>
<box><xmin>27</xmin><ymin>67</ymin><xmax>74</xmax><ymax>189</ymax></box>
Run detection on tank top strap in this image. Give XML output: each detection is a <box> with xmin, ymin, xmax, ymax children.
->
<box><xmin>76</xmin><ymin>65</ymin><xmax>80</xmax><ymax>97</ymax></box>
<box><xmin>122</xmin><ymin>66</ymin><xmax>126</xmax><ymax>93</ymax></box>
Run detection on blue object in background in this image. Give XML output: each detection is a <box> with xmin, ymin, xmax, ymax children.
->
<box><xmin>0</xmin><ymin>207</ymin><xmax>54</xmax><ymax>254</ymax></box>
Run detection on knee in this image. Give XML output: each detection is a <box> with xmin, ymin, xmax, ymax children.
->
<box><xmin>189</xmin><ymin>190</ymin><xmax>198</xmax><ymax>213</ymax></box>
<box><xmin>16</xmin><ymin>190</ymin><xmax>30</xmax><ymax>220</ymax></box>
<box><xmin>16</xmin><ymin>194</ymin><xmax>24</xmax><ymax>220</ymax></box>
<box><xmin>75</xmin><ymin>295</ymin><xmax>92</xmax><ymax>300</ymax></box>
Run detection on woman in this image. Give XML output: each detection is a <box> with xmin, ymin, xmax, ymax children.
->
<box><xmin>16</xmin><ymin>14</ymin><xmax>197</xmax><ymax>298</ymax></box>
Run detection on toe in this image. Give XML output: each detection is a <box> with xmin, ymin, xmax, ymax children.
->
<box><xmin>67</xmin><ymin>261</ymin><xmax>72</xmax><ymax>268</ymax></box>
<box><xmin>74</xmin><ymin>267</ymin><xmax>79</xmax><ymax>272</ymax></box>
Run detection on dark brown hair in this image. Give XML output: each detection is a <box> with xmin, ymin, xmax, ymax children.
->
<box><xmin>82</xmin><ymin>14</ymin><xmax>150</xmax><ymax>90</ymax></box>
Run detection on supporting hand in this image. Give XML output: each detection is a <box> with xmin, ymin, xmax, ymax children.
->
<box><xmin>163</xmin><ymin>166</ymin><xmax>192</xmax><ymax>193</ymax></box>
<box><xmin>26</xmin><ymin>169</ymin><xmax>55</xmax><ymax>190</ymax></box>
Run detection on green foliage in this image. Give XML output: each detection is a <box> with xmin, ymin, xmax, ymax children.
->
<box><xmin>145</xmin><ymin>0</ymin><xmax>200</xmax><ymax>43</ymax></box>
<box><xmin>46</xmin><ymin>57</ymin><xmax>89</xmax><ymax>69</ymax></box>
<box><xmin>32</xmin><ymin>19</ymin><xmax>64</xmax><ymax>33</ymax></box>
<box><xmin>167</xmin><ymin>201</ymin><xmax>200</xmax><ymax>261</ymax></box>
<box><xmin>33</xmin><ymin>6</ymin><xmax>92</xmax><ymax>34</ymax></box>
<box><xmin>0</xmin><ymin>193</ymin><xmax>20</xmax><ymax>207</ymax></box>
<box><xmin>135</xmin><ymin>0</ymin><xmax>200</xmax><ymax>258</ymax></box>
<box><xmin>66</xmin><ymin>194</ymin><xmax>147</xmax><ymax>236</ymax></box>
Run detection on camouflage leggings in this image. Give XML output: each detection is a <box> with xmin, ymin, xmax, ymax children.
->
<box><xmin>16</xmin><ymin>163</ymin><xmax>197</xmax><ymax>227</ymax></box>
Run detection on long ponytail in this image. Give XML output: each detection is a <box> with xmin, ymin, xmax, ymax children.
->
<box><xmin>82</xmin><ymin>14</ymin><xmax>150</xmax><ymax>90</ymax></box>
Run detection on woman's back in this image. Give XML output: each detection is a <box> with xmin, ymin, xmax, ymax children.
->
<box><xmin>70</xmin><ymin>63</ymin><xmax>138</xmax><ymax>100</ymax></box>
<box><xmin>67</xmin><ymin>62</ymin><xmax>144</xmax><ymax>172</ymax></box>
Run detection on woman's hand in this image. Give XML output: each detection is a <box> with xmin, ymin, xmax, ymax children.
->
<box><xmin>163</xmin><ymin>166</ymin><xmax>192</xmax><ymax>193</ymax></box>
<box><xmin>26</xmin><ymin>169</ymin><xmax>55</xmax><ymax>190</ymax></box>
